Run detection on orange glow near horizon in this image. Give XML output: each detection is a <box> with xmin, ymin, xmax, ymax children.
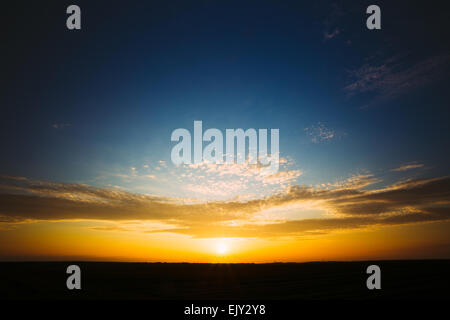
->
<box><xmin>1</xmin><ymin>219</ymin><xmax>449</xmax><ymax>262</ymax></box>
<box><xmin>1</xmin><ymin>172</ymin><xmax>450</xmax><ymax>262</ymax></box>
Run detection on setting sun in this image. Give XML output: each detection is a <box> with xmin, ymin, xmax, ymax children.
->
<box><xmin>216</xmin><ymin>241</ymin><xmax>228</xmax><ymax>255</ymax></box>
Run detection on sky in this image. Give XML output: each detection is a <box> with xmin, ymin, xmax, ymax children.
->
<box><xmin>1</xmin><ymin>0</ymin><xmax>450</xmax><ymax>262</ymax></box>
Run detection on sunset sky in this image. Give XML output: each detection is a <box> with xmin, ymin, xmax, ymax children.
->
<box><xmin>1</xmin><ymin>0</ymin><xmax>450</xmax><ymax>262</ymax></box>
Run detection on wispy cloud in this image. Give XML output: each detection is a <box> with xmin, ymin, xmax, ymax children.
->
<box><xmin>51</xmin><ymin>123</ymin><xmax>71</xmax><ymax>129</ymax></box>
<box><xmin>322</xmin><ymin>3</ymin><xmax>344</xmax><ymax>42</ymax></box>
<box><xmin>326</xmin><ymin>173</ymin><xmax>381</xmax><ymax>189</ymax></box>
<box><xmin>305</xmin><ymin>122</ymin><xmax>339</xmax><ymax>143</ymax></box>
<box><xmin>391</xmin><ymin>163</ymin><xmax>424</xmax><ymax>172</ymax></box>
<box><xmin>91</xmin><ymin>157</ymin><xmax>302</xmax><ymax>201</ymax></box>
<box><xmin>1</xmin><ymin>173</ymin><xmax>449</xmax><ymax>238</ymax></box>
<box><xmin>324</xmin><ymin>28</ymin><xmax>340</xmax><ymax>40</ymax></box>
<box><xmin>171</xmin><ymin>158</ymin><xmax>301</xmax><ymax>199</ymax></box>
<box><xmin>345</xmin><ymin>53</ymin><xmax>450</xmax><ymax>107</ymax></box>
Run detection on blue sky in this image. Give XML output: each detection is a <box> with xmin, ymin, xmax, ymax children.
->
<box><xmin>2</xmin><ymin>0</ymin><xmax>450</xmax><ymax>199</ymax></box>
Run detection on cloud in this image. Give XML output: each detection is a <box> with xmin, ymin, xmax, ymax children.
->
<box><xmin>305</xmin><ymin>122</ymin><xmax>339</xmax><ymax>143</ymax></box>
<box><xmin>174</xmin><ymin>159</ymin><xmax>301</xmax><ymax>199</ymax></box>
<box><xmin>0</xmin><ymin>174</ymin><xmax>449</xmax><ymax>238</ymax></box>
<box><xmin>51</xmin><ymin>123</ymin><xmax>71</xmax><ymax>129</ymax></box>
<box><xmin>326</xmin><ymin>173</ymin><xmax>381</xmax><ymax>189</ymax></box>
<box><xmin>391</xmin><ymin>163</ymin><xmax>424</xmax><ymax>172</ymax></box>
<box><xmin>158</xmin><ymin>160</ymin><xmax>167</xmax><ymax>168</ymax></box>
<box><xmin>261</xmin><ymin>170</ymin><xmax>302</xmax><ymax>185</ymax></box>
<box><xmin>324</xmin><ymin>28</ymin><xmax>340</xmax><ymax>40</ymax></box>
<box><xmin>322</xmin><ymin>3</ymin><xmax>344</xmax><ymax>42</ymax></box>
<box><xmin>345</xmin><ymin>53</ymin><xmax>450</xmax><ymax>107</ymax></box>
<box><xmin>185</xmin><ymin>180</ymin><xmax>248</xmax><ymax>197</ymax></box>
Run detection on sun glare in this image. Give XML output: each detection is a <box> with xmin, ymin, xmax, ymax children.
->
<box><xmin>216</xmin><ymin>241</ymin><xmax>228</xmax><ymax>255</ymax></box>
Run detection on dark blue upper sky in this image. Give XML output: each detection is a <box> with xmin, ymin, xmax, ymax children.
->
<box><xmin>2</xmin><ymin>0</ymin><xmax>450</xmax><ymax>197</ymax></box>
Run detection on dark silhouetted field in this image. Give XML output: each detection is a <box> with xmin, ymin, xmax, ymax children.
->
<box><xmin>0</xmin><ymin>260</ymin><xmax>449</xmax><ymax>300</ymax></box>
